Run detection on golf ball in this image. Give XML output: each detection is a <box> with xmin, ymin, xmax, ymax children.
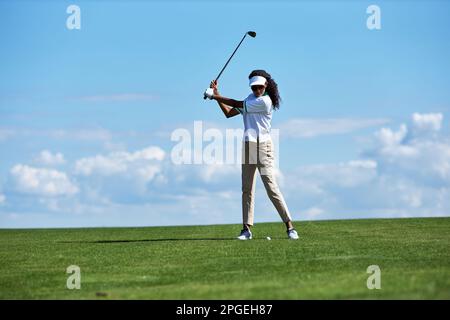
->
<box><xmin>266</xmin><ymin>237</ymin><xmax>271</xmax><ymax>240</ymax></box>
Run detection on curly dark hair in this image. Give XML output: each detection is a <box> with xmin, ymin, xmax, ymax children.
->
<box><xmin>248</xmin><ymin>70</ymin><xmax>281</xmax><ymax>109</ymax></box>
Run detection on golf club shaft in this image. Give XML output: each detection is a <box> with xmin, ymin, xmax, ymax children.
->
<box><xmin>215</xmin><ymin>33</ymin><xmax>248</xmax><ymax>82</ymax></box>
<box><xmin>204</xmin><ymin>31</ymin><xmax>255</xmax><ymax>100</ymax></box>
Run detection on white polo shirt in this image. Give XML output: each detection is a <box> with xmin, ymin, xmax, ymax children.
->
<box><xmin>234</xmin><ymin>92</ymin><xmax>273</xmax><ymax>142</ymax></box>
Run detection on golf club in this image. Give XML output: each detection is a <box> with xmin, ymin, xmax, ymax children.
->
<box><xmin>204</xmin><ymin>31</ymin><xmax>256</xmax><ymax>99</ymax></box>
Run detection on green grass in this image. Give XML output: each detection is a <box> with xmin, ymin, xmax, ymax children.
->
<box><xmin>0</xmin><ymin>217</ymin><xmax>449</xmax><ymax>299</ymax></box>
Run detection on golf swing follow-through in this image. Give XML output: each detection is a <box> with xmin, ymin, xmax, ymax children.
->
<box><xmin>203</xmin><ymin>31</ymin><xmax>299</xmax><ymax>240</ymax></box>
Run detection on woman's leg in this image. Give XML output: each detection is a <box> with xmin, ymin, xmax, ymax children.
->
<box><xmin>258</xmin><ymin>140</ymin><xmax>293</xmax><ymax>228</ymax></box>
<box><xmin>242</xmin><ymin>163</ymin><xmax>257</xmax><ymax>229</ymax></box>
<box><xmin>242</xmin><ymin>141</ymin><xmax>258</xmax><ymax>229</ymax></box>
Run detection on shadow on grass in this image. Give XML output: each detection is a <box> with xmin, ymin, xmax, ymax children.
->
<box><xmin>59</xmin><ymin>237</ymin><xmax>238</xmax><ymax>244</ymax></box>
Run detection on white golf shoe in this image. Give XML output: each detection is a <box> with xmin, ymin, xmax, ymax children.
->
<box><xmin>237</xmin><ymin>229</ymin><xmax>252</xmax><ymax>240</ymax></box>
<box><xmin>287</xmin><ymin>229</ymin><xmax>299</xmax><ymax>240</ymax></box>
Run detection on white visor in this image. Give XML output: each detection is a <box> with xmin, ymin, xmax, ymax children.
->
<box><xmin>249</xmin><ymin>76</ymin><xmax>266</xmax><ymax>87</ymax></box>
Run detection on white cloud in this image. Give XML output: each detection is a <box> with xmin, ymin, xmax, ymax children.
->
<box><xmin>375</xmin><ymin>124</ymin><xmax>408</xmax><ymax>147</ymax></box>
<box><xmin>412</xmin><ymin>112</ymin><xmax>442</xmax><ymax>132</ymax></box>
<box><xmin>303</xmin><ymin>207</ymin><xmax>324</xmax><ymax>219</ymax></box>
<box><xmin>10</xmin><ymin>165</ymin><xmax>78</xmax><ymax>197</ymax></box>
<box><xmin>76</xmin><ymin>93</ymin><xmax>158</xmax><ymax>102</ymax></box>
<box><xmin>75</xmin><ymin>155</ymin><xmax>127</xmax><ymax>176</ymax></box>
<box><xmin>127</xmin><ymin>147</ymin><xmax>165</xmax><ymax>161</ymax></box>
<box><xmin>0</xmin><ymin>193</ymin><xmax>5</xmax><ymax>205</ymax></box>
<box><xmin>74</xmin><ymin>146</ymin><xmax>165</xmax><ymax>179</ymax></box>
<box><xmin>49</xmin><ymin>128</ymin><xmax>112</xmax><ymax>141</ymax></box>
<box><xmin>34</xmin><ymin>150</ymin><xmax>66</xmax><ymax>166</ymax></box>
<box><xmin>282</xmin><ymin>113</ymin><xmax>450</xmax><ymax>219</ymax></box>
<box><xmin>200</xmin><ymin>164</ymin><xmax>241</xmax><ymax>183</ymax></box>
<box><xmin>2</xmin><ymin>113</ymin><xmax>448</xmax><ymax>228</ymax></box>
<box><xmin>371</xmin><ymin>113</ymin><xmax>450</xmax><ymax>184</ymax></box>
<box><xmin>278</xmin><ymin>118</ymin><xmax>390</xmax><ymax>138</ymax></box>
<box><xmin>288</xmin><ymin>160</ymin><xmax>378</xmax><ymax>190</ymax></box>
<box><xmin>0</xmin><ymin>127</ymin><xmax>112</xmax><ymax>142</ymax></box>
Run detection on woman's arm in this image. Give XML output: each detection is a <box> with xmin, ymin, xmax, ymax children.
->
<box><xmin>216</xmin><ymin>98</ymin><xmax>240</xmax><ymax>118</ymax></box>
<box><xmin>212</xmin><ymin>95</ymin><xmax>244</xmax><ymax>109</ymax></box>
<box><xmin>210</xmin><ymin>80</ymin><xmax>243</xmax><ymax>118</ymax></box>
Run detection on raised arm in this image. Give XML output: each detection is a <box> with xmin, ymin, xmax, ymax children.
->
<box><xmin>209</xmin><ymin>80</ymin><xmax>243</xmax><ymax>118</ymax></box>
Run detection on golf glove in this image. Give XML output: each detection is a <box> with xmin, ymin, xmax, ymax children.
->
<box><xmin>204</xmin><ymin>88</ymin><xmax>214</xmax><ymax>100</ymax></box>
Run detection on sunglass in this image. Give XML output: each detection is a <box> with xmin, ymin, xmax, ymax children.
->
<box><xmin>251</xmin><ymin>85</ymin><xmax>265</xmax><ymax>91</ymax></box>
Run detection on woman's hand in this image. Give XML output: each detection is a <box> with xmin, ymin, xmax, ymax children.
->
<box><xmin>210</xmin><ymin>80</ymin><xmax>219</xmax><ymax>95</ymax></box>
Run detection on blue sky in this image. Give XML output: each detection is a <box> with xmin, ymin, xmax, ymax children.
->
<box><xmin>1</xmin><ymin>0</ymin><xmax>449</xmax><ymax>228</ymax></box>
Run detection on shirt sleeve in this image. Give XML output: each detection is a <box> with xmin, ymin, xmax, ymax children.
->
<box><xmin>232</xmin><ymin>107</ymin><xmax>244</xmax><ymax>115</ymax></box>
<box><xmin>243</xmin><ymin>95</ymin><xmax>272</xmax><ymax>113</ymax></box>
<box><xmin>232</xmin><ymin>96</ymin><xmax>250</xmax><ymax>115</ymax></box>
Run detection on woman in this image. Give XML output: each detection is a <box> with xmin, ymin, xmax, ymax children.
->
<box><xmin>204</xmin><ymin>70</ymin><xmax>299</xmax><ymax>240</ymax></box>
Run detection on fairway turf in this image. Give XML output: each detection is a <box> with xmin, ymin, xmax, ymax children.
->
<box><xmin>0</xmin><ymin>217</ymin><xmax>449</xmax><ymax>299</ymax></box>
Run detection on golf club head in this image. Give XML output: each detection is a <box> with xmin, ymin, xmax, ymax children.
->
<box><xmin>247</xmin><ymin>31</ymin><xmax>256</xmax><ymax>38</ymax></box>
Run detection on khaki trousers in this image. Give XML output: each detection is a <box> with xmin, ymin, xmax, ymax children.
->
<box><xmin>241</xmin><ymin>139</ymin><xmax>292</xmax><ymax>226</ymax></box>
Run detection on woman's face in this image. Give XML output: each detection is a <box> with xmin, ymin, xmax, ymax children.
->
<box><xmin>251</xmin><ymin>83</ymin><xmax>267</xmax><ymax>97</ymax></box>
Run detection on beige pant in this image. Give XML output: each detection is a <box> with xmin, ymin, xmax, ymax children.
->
<box><xmin>241</xmin><ymin>139</ymin><xmax>292</xmax><ymax>226</ymax></box>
